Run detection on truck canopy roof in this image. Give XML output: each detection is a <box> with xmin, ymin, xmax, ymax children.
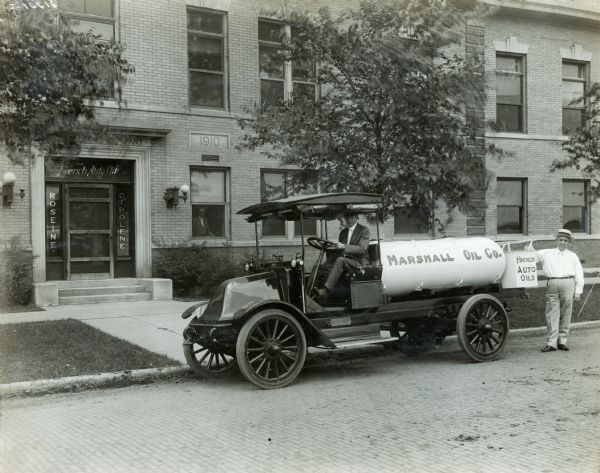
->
<box><xmin>237</xmin><ymin>192</ymin><xmax>383</xmax><ymax>223</ymax></box>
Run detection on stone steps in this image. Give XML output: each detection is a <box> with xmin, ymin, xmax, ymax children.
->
<box><xmin>54</xmin><ymin>278</ymin><xmax>143</xmax><ymax>289</ymax></box>
<box><xmin>34</xmin><ymin>278</ymin><xmax>172</xmax><ymax>306</ymax></box>
<box><xmin>58</xmin><ymin>292</ymin><xmax>152</xmax><ymax>305</ymax></box>
<box><xmin>58</xmin><ymin>280</ymin><xmax>151</xmax><ymax>305</ymax></box>
<box><xmin>59</xmin><ymin>285</ymin><xmax>147</xmax><ymax>297</ymax></box>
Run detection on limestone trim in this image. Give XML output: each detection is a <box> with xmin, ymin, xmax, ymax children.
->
<box><xmin>31</xmin><ymin>150</ymin><xmax>46</xmax><ymax>283</ymax></box>
<box><xmin>560</xmin><ymin>44</ymin><xmax>593</xmax><ymax>62</ymax></box>
<box><xmin>494</xmin><ymin>36</ymin><xmax>529</xmax><ymax>54</ymax></box>
<box><xmin>31</xmin><ymin>144</ymin><xmax>152</xmax><ymax>282</ymax></box>
<box><xmin>187</xmin><ymin>0</ymin><xmax>231</xmax><ymax>11</ymax></box>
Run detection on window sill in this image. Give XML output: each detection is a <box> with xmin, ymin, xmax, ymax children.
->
<box><xmin>487</xmin><ymin>132</ymin><xmax>567</xmax><ymax>141</ymax></box>
<box><xmin>495</xmin><ymin>233</ymin><xmax>600</xmax><ymax>241</ymax></box>
<box><xmin>258</xmin><ymin>238</ymin><xmax>308</xmax><ymax>245</ymax></box>
<box><xmin>190</xmin><ymin>237</ymin><xmax>228</xmax><ymax>242</ymax></box>
<box><xmin>391</xmin><ymin>234</ymin><xmax>431</xmax><ymax>240</ymax></box>
<box><xmin>189</xmin><ymin>108</ymin><xmax>232</xmax><ymax>118</ymax></box>
<box><xmin>87</xmin><ymin>99</ymin><xmax>119</xmax><ymax>108</ymax></box>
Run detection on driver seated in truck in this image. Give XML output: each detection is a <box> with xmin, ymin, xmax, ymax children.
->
<box><xmin>314</xmin><ymin>211</ymin><xmax>370</xmax><ymax>300</ymax></box>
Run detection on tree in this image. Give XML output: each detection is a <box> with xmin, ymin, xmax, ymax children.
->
<box><xmin>238</xmin><ymin>0</ymin><xmax>491</xmax><ymax>226</ymax></box>
<box><xmin>553</xmin><ymin>82</ymin><xmax>600</xmax><ymax>198</ymax></box>
<box><xmin>0</xmin><ymin>3</ymin><xmax>134</xmax><ymax>164</ymax></box>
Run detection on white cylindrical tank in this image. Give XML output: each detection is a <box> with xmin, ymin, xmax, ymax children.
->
<box><xmin>379</xmin><ymin>237</ymin><xmax>506</xmax><ymax>297</ymax></box>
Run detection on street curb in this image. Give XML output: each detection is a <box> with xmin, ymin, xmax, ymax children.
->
<box><xmin>0</xmin><ymin>365</ymin><xmax>190</xmax><ymax>399</ymax></box>
<box><xmin>2</xmin><ymin>320</ymin><xmax>600</xmax><ymax>399</ymax></box>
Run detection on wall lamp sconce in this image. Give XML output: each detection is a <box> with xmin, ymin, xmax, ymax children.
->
<box><xmin>163</xmin><ymin>184</ymin><xmax>190</xmax><ymax>208</ymax></box>
<box><xmin>2</xmin><ymin>171</ymin><xmax>17</xmax><ymax>207</ymax></box>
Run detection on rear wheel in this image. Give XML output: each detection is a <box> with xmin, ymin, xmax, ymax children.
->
<box><xmin>236</xmin><ymin>309</ymin><xmax>307</xmax><ymax>390</ymax></box>
<box><xmin>457</xmin><ymin>294</ymin><xmax>509</xmax><ymax>362</ymax></box>
<box><xmin>183</xmin><ymin>341</ymin><xmax>237</xmax><ymax>377</ymax></box>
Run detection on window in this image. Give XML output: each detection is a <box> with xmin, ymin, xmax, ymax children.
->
<box><xmin>258</xmin><ymin>21</ymin><xmax>285</xmax><ymax>109</ymax></box>
<box><xmin>61</xmin><ymin>0</ymin><xmax>116</xmax><ymax>98</ymax></box>
<box><xmin>258</xmin><ymin>20</ymin><xmax>316</xmax><ymax>108</ymax></box>
<box><xmin>260</xmin><ymin>170</ymin><xmax>317</xmax><ymax>238</ymax></box>
<box><xmin>562</xmin><ymin>61</ymin><xmax>587</xmax><ymax>134</ymax></box>
<box><xmin>61</xmin><ymin>0</ymin><xmax>115</xmax><ymax>40</ymax></box>
<box><xmin>497</xmin><ymin>178</ymin><xmax>527</xmax><ymax>234</ymax></box>
<box><xmin>393</xmin><ymin>207</ymin><xmax>429</xmax><ymax>235</ymax></box>
<box><xmin>187</xmin><ymin>8</ymin><xmax>227</xmax><ymax>108</ymax></box>
<box><xmin>563</xmin><ymin>180</ymin><xmax>588</xmax><ymax>233</ymax></box>
<box><xmin>191</xmin><ymin>168</ymin><xmax>229</xmax><ymax>238</ymax></box>
<box><xmin>495</xmin><ymin>55</ymin><xmax>525</xmax><ymax>132</ymax></box>
<box><xmin>290</xmin><ymin>26</ymin><xmax>317</xmax><ymax>101</ymax></box>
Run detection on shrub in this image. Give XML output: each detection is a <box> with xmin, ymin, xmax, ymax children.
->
<box><xmin>0</xmin><ymin>236</ymin><xmax>34</xmax><ymax>308</ymax></box>
<box><xmin>154</xmin><ymin>243</ymin><xmax>245</xmax><ymax>297</ymax></box>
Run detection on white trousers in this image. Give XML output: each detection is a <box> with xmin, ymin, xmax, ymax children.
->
<box><xmin>544</xmin><ymin>278</ymin><xmax>575</xmax><ymax>348</ymax></box>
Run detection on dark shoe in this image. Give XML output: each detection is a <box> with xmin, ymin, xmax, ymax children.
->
<box><xmin>540</xmin><ymin>345</ymin><xmax>557</xmax><ymax>353</ymax></box>
<box><xmin>557</xmin><ymin>344</ymin><xmax>570</xmax><ymax>351</ymax></box>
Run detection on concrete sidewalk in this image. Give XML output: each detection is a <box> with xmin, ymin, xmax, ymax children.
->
<box><xmin>0</xmin><ymin>299</ymin><xmax>202</xmax><ymax>364</ymax></box>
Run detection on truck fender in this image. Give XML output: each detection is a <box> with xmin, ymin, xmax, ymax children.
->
<box><xmin>233</xmin><ymin>300</ymin><xmax>335</xmax><ymax>348</ymax></box>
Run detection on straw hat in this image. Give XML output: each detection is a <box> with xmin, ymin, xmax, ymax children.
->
<box><xmin>556</xmin><ymin>228</ymin><xmax>573</xmax><ymax>241</ymax></box>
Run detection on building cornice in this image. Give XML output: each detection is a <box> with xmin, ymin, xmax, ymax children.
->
<box><xmin>483</xmin><ymin>0</ymin><xmax>600</xmax><ymax>28</ymax></box>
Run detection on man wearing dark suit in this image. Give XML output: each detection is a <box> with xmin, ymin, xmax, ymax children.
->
<box><xmin>315</xmin><ymin>212</ymin><xmax>370</xmax><ymax>299</ymax></box>
<box><xmin>192</xmin><ymin>207</ymin><xmax>213</xmax><ymax>237</ymax></box>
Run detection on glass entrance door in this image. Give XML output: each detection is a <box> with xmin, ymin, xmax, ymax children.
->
<box><xmin>66</xmin><ymin>184</ymin><xmax>113</xmax><ymax>279</ymax></box>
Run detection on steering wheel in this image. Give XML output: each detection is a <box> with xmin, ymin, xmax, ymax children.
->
<box><xmin>307</xmin><ymin>237</ymin><xmax>339</xmax><ymax>252</ymax></box>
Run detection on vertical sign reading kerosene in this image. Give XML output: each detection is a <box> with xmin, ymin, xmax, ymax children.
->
<box><xmin>46</xmin><ymin>184</ymin><xmax>62</xmax><ymax>257</ymax></box>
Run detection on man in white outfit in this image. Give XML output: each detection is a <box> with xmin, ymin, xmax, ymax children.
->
<box><xmin>531</xmin><ymin>229</ymin><xmax>584</xmax><ymax>352</ymax></box>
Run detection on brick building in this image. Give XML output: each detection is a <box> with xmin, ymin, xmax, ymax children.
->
<box><xmin>483</xmin><ymin>0</ymin><xmax>600</xmax><ymax>264</ymax></box>
<box><xmin>0</xmin><ymin>0</ymin><xmax>598</xmax><ymax>304</ymax></box>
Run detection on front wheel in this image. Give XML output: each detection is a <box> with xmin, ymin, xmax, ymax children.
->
<box><xmin>183</xmin><ymin>341</ymin><xmax>237</xmax><ymax>377</ymax></box>
<box><xmin>456</xmin><ymin>294</ymin><xmax>509</xmax><ymax>362</ymax></box>
<box><xmin>236</xmin><ymin>309</ymin><xmax>307</xmax><ymax>390</ymax></box>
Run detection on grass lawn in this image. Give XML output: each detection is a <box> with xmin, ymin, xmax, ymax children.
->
<box><xmin>0</xmin><ymin>319</ymin><xmax>179</xmax><ymax>384</ymax></box>
<box><xmin>506</xmin><ymin>285</ymin><xmax>600</xmax><ymax>329</ymax></box>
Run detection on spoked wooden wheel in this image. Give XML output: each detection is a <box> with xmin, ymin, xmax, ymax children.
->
<box><xmin>183</xmin><ymin>341</ymin><xmax>237</xmax><ymax>377</ymax></box>
<box><xmin>457</xmin><ymin>294</ymin><xmax>509</xmax><ymax>362</ymax></box>
<box><xmin>236</xmin><ymin>309</ymin><xmax>307</xmax><ymax>390</ymax></box>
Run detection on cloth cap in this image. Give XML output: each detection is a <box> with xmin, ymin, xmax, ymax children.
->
<box><xmin>556</xmin><ymin>228</ymin><xmax>573</xmax><ymax>241</ymax></box>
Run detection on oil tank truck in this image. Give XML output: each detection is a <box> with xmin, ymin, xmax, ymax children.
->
<box><xmin>182</xmin><ymin>193</ymin><xmax>538</xmax><ymax>389</ymax></box>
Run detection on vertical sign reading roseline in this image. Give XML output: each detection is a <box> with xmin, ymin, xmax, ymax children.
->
<box><xmin>46</xmin><ymin>184</ymin><xmax>62</xmax><ymax>257</ymax></box>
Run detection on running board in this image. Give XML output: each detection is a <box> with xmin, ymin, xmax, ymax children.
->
<box><xmin>328</xmin><ymin>334</ymin><xmax>397</xmax><ymax>350</ymax></box>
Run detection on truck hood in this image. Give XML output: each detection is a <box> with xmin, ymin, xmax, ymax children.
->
<box><xmin>200</xmin><ymin>272</ymin><xmax>283</xmax><ymax>322</ymax></box>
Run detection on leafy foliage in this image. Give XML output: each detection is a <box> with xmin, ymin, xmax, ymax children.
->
<box><xmin>0</xmin><ymin>236</ymin><xmax>34</xmax><ymax>307</ymax></box>
<box><xmin>238</xmin><ymin>0</ymin><xmax>491</xmax><ymax>223</ymax></box>
<box><xmin>553</xmin><ymin>82</ymin><xmax>600</xmax><ymax>198</ymax></box>
<box><xmin>0</xmin><ymin>3</ymin><xmax>134</xmax><ymax>163</ymax></box>
<box><xmin>154</xmin><ymin>243</ymin><xmax>245</xmax><ymax>297</ymax></box>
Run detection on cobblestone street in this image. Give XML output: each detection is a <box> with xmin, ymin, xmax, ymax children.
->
<box><xmin>1</xmin><ymin>327</ymin><xmax>599</xmax><ymax>473</ymax></box>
